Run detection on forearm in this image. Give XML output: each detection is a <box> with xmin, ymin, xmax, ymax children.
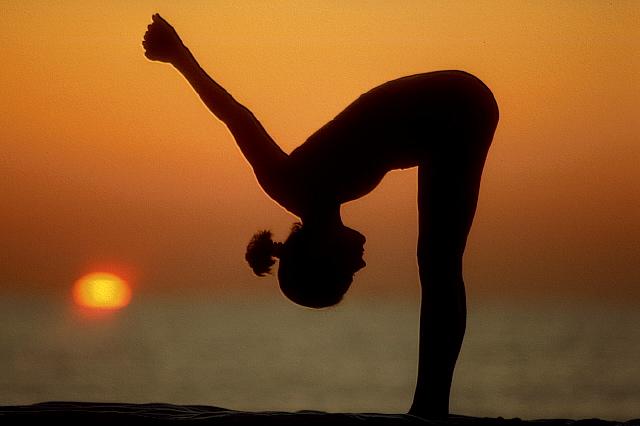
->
<box><xmin>172</xmin><ymin>50</ymin><xmax>239</xmax><ymax>122</ymax></box>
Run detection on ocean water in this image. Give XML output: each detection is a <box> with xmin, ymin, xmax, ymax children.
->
<box><xmin>0</xmin><ymin>295</ymin><xmax>638</xmax><ymax>421</ymax></box>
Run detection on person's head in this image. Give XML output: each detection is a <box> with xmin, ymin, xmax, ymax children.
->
<box><xmin>245</xmin><ymin>222</ymin><xmax>366</xmax><ymax>308</ymax></box>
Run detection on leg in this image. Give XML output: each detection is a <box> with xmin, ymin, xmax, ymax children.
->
<box><xmin>409</xmin><ymin>130</ymin><xmax>493</xmax><ymax>417</ymax></box>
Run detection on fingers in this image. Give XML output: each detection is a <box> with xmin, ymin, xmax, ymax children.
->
<box><xmin>143</xmin><ymin>19</ymin><xmax>160</xmax><ymax>42</ymax></box>
<box><xmin>152</xmin><ymin>13</ymin><xmax>169</xmax><ymax>25</ymax></box>
<box><xmin>142</xmin><ymin>30</ymin><xmax>152</xmax><ymax>48</ymax></box>
<box><xmin>141</xmin><ymin>28</ymin><xmax>155</xmax><ymax>56</ymax></box>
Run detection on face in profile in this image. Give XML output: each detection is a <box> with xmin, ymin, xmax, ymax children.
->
<box><xmin>333</xmin><ymin>225</ymin><xmax>367</xmax><ymax>273</ymax></box>
<box><xmin>277</xmin><ymin>224</ymin><xmax>366</xmax><ymax>308</ymax></box>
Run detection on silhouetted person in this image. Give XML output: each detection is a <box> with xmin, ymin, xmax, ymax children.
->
<box><xmin>143</xmin><ymin>14</ymin><xmax>498</xmax><ymax>418</ymax></box>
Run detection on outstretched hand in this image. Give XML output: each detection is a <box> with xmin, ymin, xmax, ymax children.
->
<box><xmin>142</xmin><ymin>13</ymin><xmax>187</xmax><ymax>63</ymax></box>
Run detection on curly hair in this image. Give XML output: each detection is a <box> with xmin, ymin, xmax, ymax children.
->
<box><xmin>245</xmin><ymin>230</ymin><xmax>278</xmax><ymax>276</ymax></box>
<box><xmin>245</xmin><ymin>225</ymin><xmax>300</xmax><ymax>276</ymax></box>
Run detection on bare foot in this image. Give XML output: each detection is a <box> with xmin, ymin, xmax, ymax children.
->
<box><xmin>142</xmin><ymin>13</ymin><xmax>188</xmax><ymax>63</ymax></box>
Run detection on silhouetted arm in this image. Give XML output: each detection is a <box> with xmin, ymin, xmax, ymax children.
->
<box><xmin>172</xmin><ymin>50</ymin><xmax>289</xmax><ymax>174</ymax></box>
<box><xmin>143</xmin><ymin>14</ymin><xmax>297</xmax><ymax>212</ymax></box>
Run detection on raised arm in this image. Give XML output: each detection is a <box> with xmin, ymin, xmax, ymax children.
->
<box><xmin>142</xmin><ymin>14</ymin><xmax>298</xmax><ymax>213</ymax></box>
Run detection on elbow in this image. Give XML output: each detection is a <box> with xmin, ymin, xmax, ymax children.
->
<box><xmin>254</xmin><ymin>163</ymin><xmax>304</xmax><ymax>216</ymax></box>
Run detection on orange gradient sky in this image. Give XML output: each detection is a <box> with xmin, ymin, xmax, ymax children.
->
<box><xmin>2</xmin><ymin>1</ymin><xmax>639</xmax><ymax>302</ymax></box>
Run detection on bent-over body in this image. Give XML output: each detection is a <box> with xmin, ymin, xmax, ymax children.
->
<box><xmin>287</xmin><ymin>70</ymin><xmax>499</xmax><ymax>215</ymax></box>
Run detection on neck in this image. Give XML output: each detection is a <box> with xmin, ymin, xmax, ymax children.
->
<box><xmin>301</xmin><ymin>204</ymin><xmax>342</xmax><ymax>229</ymax></box>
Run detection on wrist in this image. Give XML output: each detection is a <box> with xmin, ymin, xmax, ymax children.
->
<box><xmin>171</xmin><ymin>45</ymin><xmax>194</xmax><ymax>69</ymax></box>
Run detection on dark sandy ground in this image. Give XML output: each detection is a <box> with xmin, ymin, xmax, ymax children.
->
<box><xmin>0</xmin><ymin>402</ymin><xmax>637</xmax><ymax>425</ymax></box>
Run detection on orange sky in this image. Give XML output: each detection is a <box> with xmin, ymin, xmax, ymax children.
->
<box><xmin>2</xmin><ymin>1</ymin><xmax>639</xmax><ymax>302</ymax></box>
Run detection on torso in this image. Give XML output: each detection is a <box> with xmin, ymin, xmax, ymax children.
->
<box><xmin>288</xmin><ymin>70</ymin><xmax>498</xmax><ymax>210</ymax></box>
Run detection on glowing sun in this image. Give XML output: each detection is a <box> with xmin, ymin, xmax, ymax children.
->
<box><xmin>72</xmin><ymin>272</ymin><xmax>132</xmax><ymax>310</ymax></box>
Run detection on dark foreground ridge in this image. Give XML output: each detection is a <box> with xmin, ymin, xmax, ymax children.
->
<box><xmin>0</xmin><ymin>402</ymin><xmax>636</xmax><ymax>425</ymax></box>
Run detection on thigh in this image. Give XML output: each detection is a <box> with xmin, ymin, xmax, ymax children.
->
<box><xmin>417</xmin><ymin>130</ymin><xmax>493</xmax><ymax>276</ymax></box>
